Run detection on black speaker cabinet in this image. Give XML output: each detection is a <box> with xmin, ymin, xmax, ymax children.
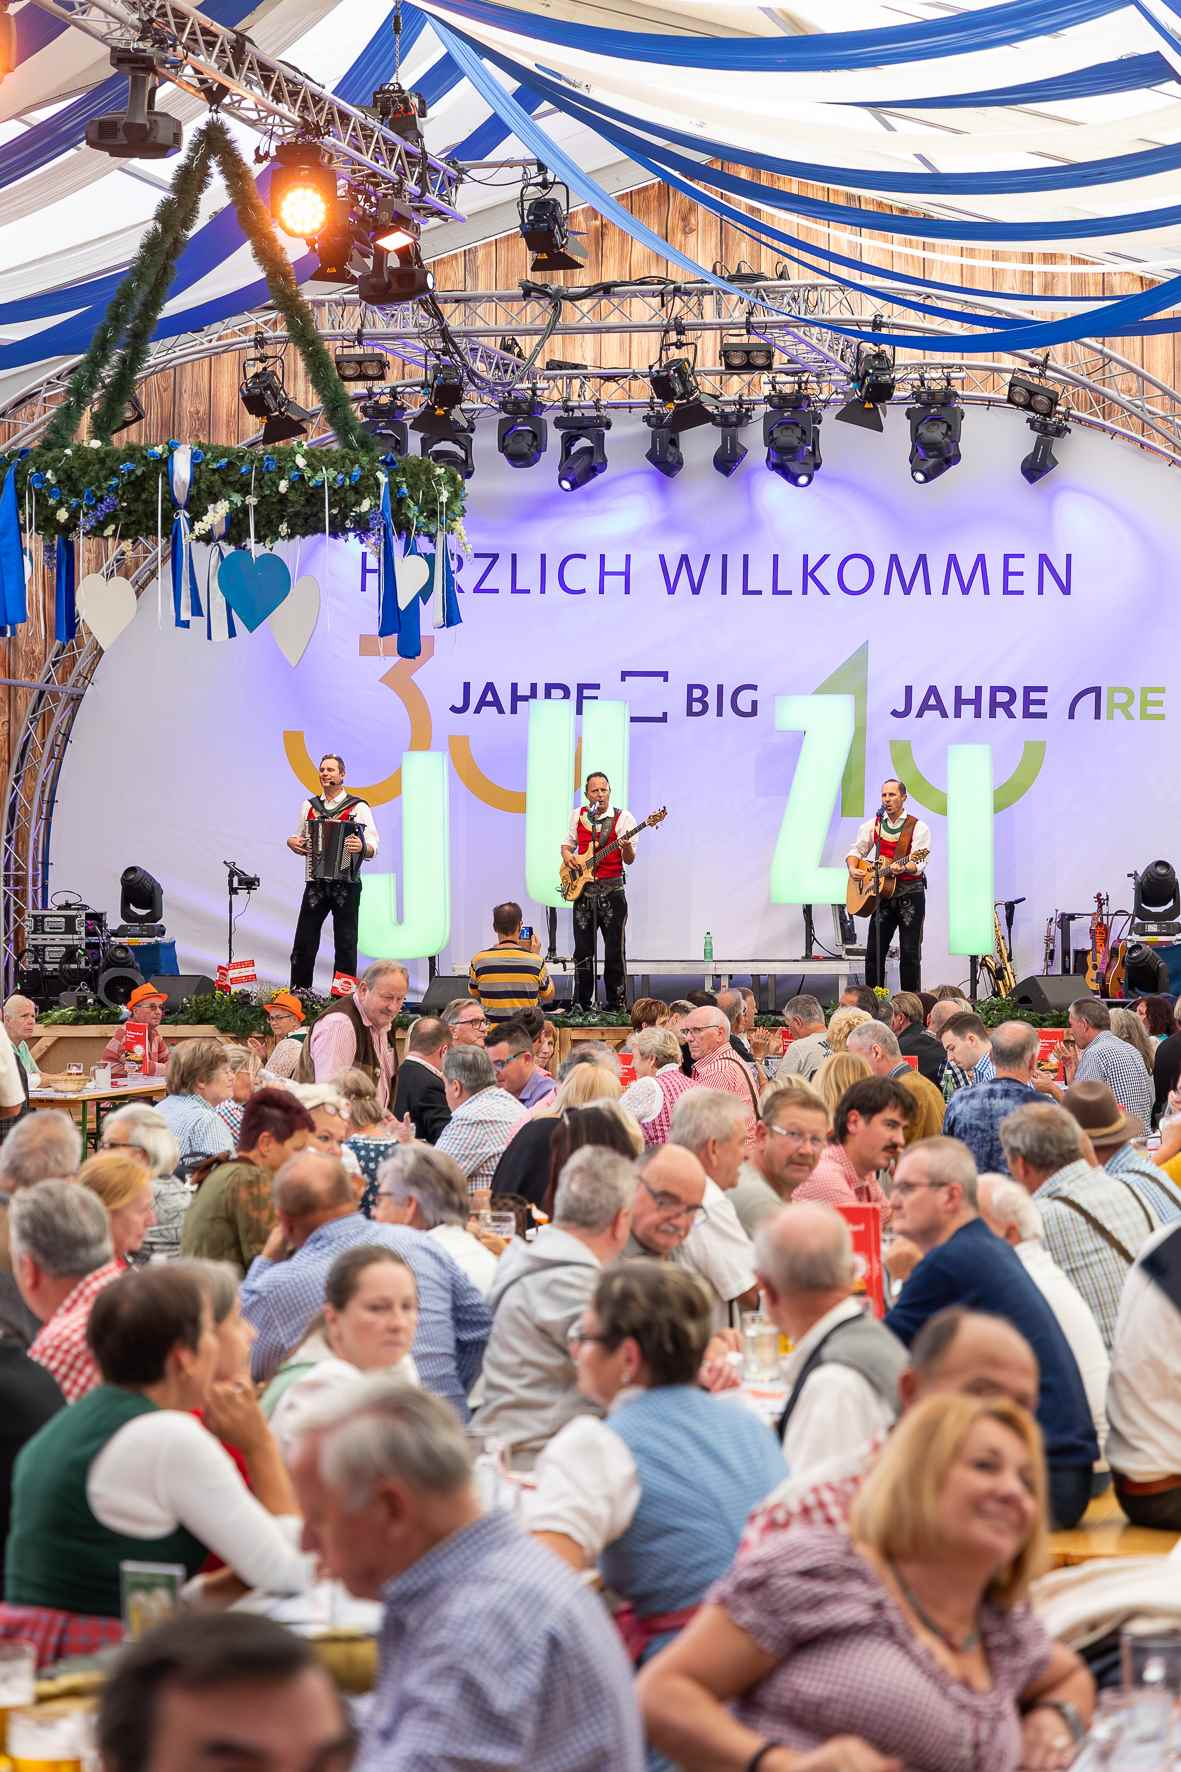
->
<box><xmin>1011</xmin><ymin>975</ymin><xmax>1093</xmax><ymax>1013</ymax></box>
<box><xmin>418</xmin><ymin>974</ymin><xmax>471</xmax><ymax>1015</ymax></box>
<box><xmin>149</xmin><ymin>973</ymin><xmax>217</xmax><ymax>1008</ymax></box>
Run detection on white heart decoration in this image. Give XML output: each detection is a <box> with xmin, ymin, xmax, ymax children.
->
<box><xmin>395</xmin><ymin>551</ymin><xmax>430</xmax><ymax>611</ymax></box>
<box><xmin>77</xmin><ymin>572</ymin><xmax>137</xmax><ymax>650</ymax></box>
<box><xmin>268</xmin><ymin>574</ymin><xmax>320</xmax><ymax>667</ymax></box>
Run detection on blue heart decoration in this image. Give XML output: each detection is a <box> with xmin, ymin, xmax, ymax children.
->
<box><xmin>217</xmin><ymin>549</ymin><xmax>291</xmax><ymax>632</ymax></box>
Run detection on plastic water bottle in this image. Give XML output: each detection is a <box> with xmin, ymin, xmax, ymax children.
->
<box><xmin>703</xmin><ymin>930</ymin><xmax>713</xmax><ymax>962</ymax></box>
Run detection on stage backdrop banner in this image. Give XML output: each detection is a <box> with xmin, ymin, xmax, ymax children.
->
<box><xmin>52</xmin><ymin>409</ymin><xmax>1176</xmax><ymax>995</ymax></box>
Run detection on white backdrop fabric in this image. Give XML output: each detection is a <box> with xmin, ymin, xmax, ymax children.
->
<box><xmin>52</xmin><ymin>409</ymin><xmax>1177</xmax><ymax>996</ymax></box>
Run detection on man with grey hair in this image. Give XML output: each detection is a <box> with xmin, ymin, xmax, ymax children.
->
<box><xmin>884</xmin><ymin>1135</ymin><xmax>1099</xmax><ymax>1527</ymax></box>
<box><xmin>435</xmin><ymin>1045</ymin><xmax>525</xmax><ymax>1194</ymax></box>
<box><xmin>471</xmin><ymin>1148</ymin><xmax>636</xmax><ymax>1458</ymax></box>
<box><xmin>847</xmin><ymin>1019</ymin><xmax>946</xmax><ymax>1142</ymax></box>
<box><xmin>0</xmin><ymin>1110</ymin><xmax>86</xmax><ymax>1345</ymax></box>
<box><xmin>3</xmin><ymin>993</ymin><xmax>39</xmax><ymax>1086</ymax></box>
<box><xmin>667</xmin><ymin>1091</ymin><xmax>759</xmax><ymax>1326</ymax></box>
<box><xmin>373</xmin><ymin>1144</ymin><xmax>497</xmax><ymax>1296</ymax></box>
<box><xmin>938</xmin><ymin>1019</ymin><xmax>1040</xmax><ymax>1175</ymax></box>
<box><xmin>755</xmin><ymin>1202</ymin><xmax>906</xmax><ymax>1474</ymax></box>
<box><xmin>1000</xmin><ymin>1100</ymin><xmax>1157</xmax><ymax>1350</ymax></box>
<box><xmin>1052</xmin><ymin>996</ymin><xmax>1154</xmax><ymax>1131</ymax></box>
<box><xmin>240</xmin><ymin>1150</ymin><xmax>491</xmax><ymax>1407</ymax></box>
<box><xmin>777</xmin><ymin>994</ymin><xmax>829</xmax><ymax>1082</ymax></box>
<box><xmin>300</xmin><ymin>960</ymin><xmax>408</xmax><ymax>1111</ymax></box>
<box><xmin>11</xmin><ymin>1179</ymin><xmax>121</xmax><ymax>1401</ymax></box>
<box><xmin>290</xmin><ymin>1378</ymin><xmax>644</xmax><ymax>1771</ymax></box>
<box><xmin>442</xmin><ymin>997</ymin><xmax>489</xmax><ymax>1047</ymax></box>
<box><xmin>681</xmin><ymin>1005</ymin><xmax>758</xmax><ymax>1144</ymax></box>
<box><xmin>978</xmin><ymin>1173</ymin><xmax>1109</xmax><ymax>1463</ymax></box>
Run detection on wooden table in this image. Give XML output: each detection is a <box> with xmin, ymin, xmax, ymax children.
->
<box><xmin>28</xmin><ymin>1077</ymin><xmax>167</xmax><ymax>1154</ymax></box>
<box><xmin>1047</xmin><ymin>1486</ymin><xmax>1181</xmax><ymax>1568</ymax></box>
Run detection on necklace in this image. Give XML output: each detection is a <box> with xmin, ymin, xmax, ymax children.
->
<box><xmin>890</xmin><ymin>1563</ymin><xmax>981</xmax><ymax>1653</ymax></box>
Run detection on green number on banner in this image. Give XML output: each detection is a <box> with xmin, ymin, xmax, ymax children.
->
<box><xmin>770</xmin><ymin>694</ymin><xmax>854</xmax><ymax>905</ymax></box>
<box><xmin>358</xmin><ymin>751</ymin><xmax>450</xmax><ymax>959</ymax></box>
<box><xmin>947</xmin><ymin>745</ymin><xmax>995</xmax><ymax>956</ymax></box>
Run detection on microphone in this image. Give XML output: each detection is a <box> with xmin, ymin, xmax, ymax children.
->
<box><xmin>877</xmin><ymin>803</ymin><xmax>887</xmax><ymax>818</ymax></box>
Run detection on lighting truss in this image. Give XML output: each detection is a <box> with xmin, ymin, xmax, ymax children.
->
<box><xmin>23</xmin><ymin>0</ymin><xmax>463</xmax><ymax>221</ymax></box>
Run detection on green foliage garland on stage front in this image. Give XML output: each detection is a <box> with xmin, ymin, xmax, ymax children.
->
<box><xmin>1</xmin><ymin>117</ymin><xmax>464</xmax><ymax>547</ymax></box>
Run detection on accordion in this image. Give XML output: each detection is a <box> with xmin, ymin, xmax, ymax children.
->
<box><xmin>306</xmin><ymin>819</ymin><xmax>365</xmax><ymax>883</ymax></box>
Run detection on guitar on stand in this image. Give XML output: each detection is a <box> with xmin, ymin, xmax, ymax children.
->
<box><xmin>1084</xmin><ymin>893</ymin><xmax>1110</xmax><ymax>994</ymax></box>
<box><xmin>558</xmin><ymin>808</ymin><xmax>668</xmax><ymax>903</ymax></box>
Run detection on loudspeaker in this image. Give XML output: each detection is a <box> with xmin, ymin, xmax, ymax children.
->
<box><xmin>1011</xmin><ymin>975</ymin><xmax>1093</xmax><ymax>1012</ymax></box>
<box><xmin>418</xmin><ymin>974</ymin><xmax>470</xmax><ymax>1015</ymax></box>
<box><xmin>149</xmin><ymin>973</ymin><xmax>216</xmax><ymax>1008</ymax></box>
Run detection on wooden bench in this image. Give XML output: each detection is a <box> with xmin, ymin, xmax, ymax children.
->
<box><xmin>1048</xmin><ymin>1487</ymin><xmax>1181</xmax><ymax>1568</ymax></box>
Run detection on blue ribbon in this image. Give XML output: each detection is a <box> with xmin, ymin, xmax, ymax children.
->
<box><xmin>865</xmin><ymin>51</ymin><xmax>1176</xmax><ymax>109</ymax></box>
<box><xmin>168</xmin><ymin>446</ymin><xmax>204</xmax><ymax>630</ymax></box>
<box><xmin>396</xmin><ymin>544</ymin><xmax>423</xmax><ymax>661</ymax></box>
<box><xmin>440</xmin><ymin>537</ymin><xmax>461</xmax><ymax>631</ymax></box>
<box><xmin>55</xmin><ymin>537</ymin><xmax>76</xmax><ymax>643</ymax></box>
<box><xmin>377</xmin><ymin>476</ymin><xmax>401</xmax><ymax>643</ymax></box>
<box><xmin>0</xmin><ymin>466</ymin><xmax>28</xmax><ymax>631</ymax></box>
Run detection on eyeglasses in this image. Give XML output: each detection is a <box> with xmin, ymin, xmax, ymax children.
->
<box><xmin>567</xmin><ymin>1326</ymin><xmax>615</xmax><ymax>1351</ymax></box>
<box><xmin>640</xmin><ymin>1178</ymin><xmax>706</xmax><ymax>1223</ymax></box>
<box><xmin>765</xmin><ymin>1125</ymin><xmax>827</xmax><ymax>1151</ymax></box>
<box><xmin>100</xmin><ymin>1139</ymin><xmax>151</xmax><ymax>1160</ymax></box>
<box><xmin>458</xmin><ymin>1016</ymin><xmax>487</xmax><ymax>1030</ymax></box>
<box><xmin>490</xmin><ymin>1054</ymin><xmax>526</xmax><ymax>1072</ymax></box>
<box><xmin>892</xmin><ymin>1179</ymin><xmax>950</xmax><ymax>1199</ymax></box>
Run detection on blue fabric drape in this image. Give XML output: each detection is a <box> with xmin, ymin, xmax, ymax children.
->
<box><xmin>54</xmin><ymin>538</ymin><xmax>76</xmax><ymax>643</ymax></box>
<box><xmin>0</xmin><ymin>467</ymin><xmax>28</xmax><ymax>631</ymax></box>
<box><xmin>864</xmin><ymin>51</ymin><xmax>1176</xmax><ymax>108</ymax></box>
<box><xmin>419</xmin><ymin>0</ymin><xmax>1122</xmax><ymax>71</ymax></box>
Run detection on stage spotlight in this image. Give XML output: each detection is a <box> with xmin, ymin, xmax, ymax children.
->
<box><xmin>644</xmin><ymin>413</ymin><xmax>684</xmax><ymax>479</ymax></box>
<box><xmin>96</xmin><ymin>961</ymin><xmax>144</xmax><ymax>1010</ymax></box>
<box><xmin>424</xmin><ymin>362</ymin><xmax>464</xmax><ymax>413</ymax></box>
<box><xmin>907</xmin><ymin>385</ymin><xmax>961</xmax><ymax>484</ymax></box>
<box><xmin>85</xmin><ymin>49</ymin><xmax>182</xmax><ymax>158</ymax></box>
<box><xmin>270</xmin><ymin>142</ymin><xmax>338</xmax><ymax>240</ymax></box>
<box><xmin>311</xmin><ymin>223</ymin><xmax>357</xmax><ymax>283</ymax></box>
<box><xmin>239</xmin><ymin>346</ymin><xmax>309</xmax><ymax>446</ymax></box>
<box><xmin>519</xmin><ymin>174</ymin><xmax>586</xmax><ymax>272</ymax></box>
<box><xmin>335</xmin><ymin>349</ymin><xmax>388</xmax><ymax>383</ymax></box>
<box><xmin>98</xmin><ymin>390</ymin><xmax>145</xmax><ymax>438</ymax></box>
<box><xmin>1125</xmin><ymin>941</ymin><xmax>1171</xmax><ymax>995</ymax></box>
<box><xmin>418</xmin><ymin>413</ymin><xmax>474</xmax><ymax>480</ymax></box>
<box><xmin>555</xmin><ymin>407</ymin><xmax>611</xmax><ymax>491</ymax></box>
<box><xmin>764</xmin><ymin>391</ymin><xmax>822</xmax><ymax>487</ymax></box>
<box><xmin>650</xmin><ymin>357</ymin><xmax>698</xmax><ymax>405</ymax></box>
<box><xmin>720</xmin><ymin>330</ymin><xmax>774</xmax><ymax>374</ymax></box>
<box><xmin>358</xmin><ymin>243</ymin><xmax>434</xmax><ymax>305</ymax></box>
<box><xmin>0</xmin><ymin>5</ymin><xmax>15</xmax><ymax>81</ymax></box>
<box><xmin>647</xmin><ymin>344</ymin><xmax>712</xmax><ymax>434</ymax></box>
<box><xmin>371</xmin><ymin>81</ymin><xmax>427</xmax><ymax>140</ymax></box>
<box><xmin>360</xmin><ymin>390</ymin><xmax>408</xmax><ymax>455</ymax></box>
<box><xmin>497</xmin><ymin>394</ymin><xmax>547</xmax><ymax>469</ymax></box>
<box><xmin>710</xmin><ymin>403</ymin><xmax>753</xmax><ymax>477</ymax></box>
<box><xmin>1007</xmin><ymin>368</ymin><xmax>1059</xmax><ymax>419</ymax></box>
<box><xmin>835</xmin><ymin>337</ymin><xmax>896</xmax><ymax>433</ymax></box>
<box><xmin>1020</xmin><ymin>413</ymin><xmax>1070</xmax><ymax>486</ymax></box>
<box><xmin>119</xmin><ymin>864</ymin><xmax>164</xmax><ymax>929</ymax></box>
<box><xmin>1133</xmin><ymin>859</ymin><xmax>1181</xmax><ymax>929</ymax></box>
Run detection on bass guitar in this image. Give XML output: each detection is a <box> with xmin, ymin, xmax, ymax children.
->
<box><xmin>846</xmin><ymin>849</ymin><xmax>930</xmax><ymax>919</ymax></box>
<box><xmin>558</xmin><ymin>807</ymin><xmax>667</xmax><ymax>903</ymax></box>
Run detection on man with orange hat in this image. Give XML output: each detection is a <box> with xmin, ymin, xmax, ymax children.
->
<box><xmin>100</xmin><ymin>983</ymin><xmax>170</xmax><ymax>1079</ymax></box>
<box><xmin>250</xmin><ymin>991</ymin><xmax>307</xmax><ymax>1081</ymax></box>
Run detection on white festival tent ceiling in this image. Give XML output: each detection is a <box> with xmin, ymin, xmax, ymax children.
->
<box><xmin>7</xmin><ymin>0</ymin><xmax>1181</xmax><ymax>411</ymax></box>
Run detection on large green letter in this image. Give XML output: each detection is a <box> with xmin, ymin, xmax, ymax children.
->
<box><xmin>770</xmin><ymin>694</ymin><xmax>854</xmax><ymax>905</ymax></box>
<box><xmin>947</xmin><ymin>744</ymin><xmax>994</xmax><ymax>955</ymax></box>
<box><xmin>358</xmin><ymin>751</ymin><xmax>450</xmax><ymax>959</ymax></box>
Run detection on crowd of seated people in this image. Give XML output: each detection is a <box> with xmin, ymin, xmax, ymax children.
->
<box><xmin>10</xmin><ymin>967</ymin><xmax>1181</xmax><ymax>1769</ymax></box>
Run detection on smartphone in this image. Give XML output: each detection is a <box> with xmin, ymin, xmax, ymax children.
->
<box><xmin>520</xmin><ymin>924</ymin><xmax>533</xmax><ymax>941</ymax></box>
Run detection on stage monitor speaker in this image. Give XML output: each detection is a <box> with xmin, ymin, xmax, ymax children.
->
<box><xmin>1011</xmin><ymin>975</ymin><xmax>1092</xmax><ymax>1012</ymax></box>
<box><xmin>149</xmin><ymin>973</ymin><xmax>216</xmax><ymax>1008</ymax></box>
<box><xmin>418</xmin><ymin>974</ymin><xmax>470</xmax><ymax>1016</ymax></box>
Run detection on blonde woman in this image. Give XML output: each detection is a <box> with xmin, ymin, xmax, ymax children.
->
<box><xmin>826</xmin><ymin>1006</ymin><xmax>874</xmax><ymax>1054</ymax></box>
<box><xmin>814</xmin><ymin>1051</ymin><xmax>872</xmax><ymax>1122</ymax></box>
<box><xmin>640</xmin><ymin>1393</ymin><xmax>1093</xmax><ymax>1772</ymax></box>
<box><xmin>334</xmin><ymin>1066</ymin><xmax>402</xmax><ymax>1215</ymax></box>
<box><xmin>78</xmin><ymin>1150</ymin><xmax>156</xmax><ymax>1266</ymax></box>
<box><xmin>1110</xmin><ymin>1007</ymin><xmax>1155</xmax><ymax>1077</ymax></box>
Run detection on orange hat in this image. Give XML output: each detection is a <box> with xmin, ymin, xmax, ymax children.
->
<box><xmin>265</xmin><ymin>990</ymin><xmax>305</xmax><ymax>1023</ymax></box>
<box><xmin>128</xmin><ymin>982</ymin><xmax>168</xmax><ymax>1011</ymax></box>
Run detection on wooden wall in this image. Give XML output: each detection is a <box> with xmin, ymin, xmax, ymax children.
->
<box><xmin>0</xmin><ymin>172</ymin><xmax>1173</xmax><ymax>817</ymax></box>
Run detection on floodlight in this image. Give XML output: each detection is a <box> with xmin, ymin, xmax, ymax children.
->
<box><xmin>764</xmin><ymin>391</ymin><xmax>822</xmax><ymax>486</ymax></box>
<box><xmin>85</xmin><ymin>49</ymin><xmax>182</xmax><ymax>158</ymax></box>
<box><xmin>519</xmin><ymin>174</ymin><xmax>586</xmax><ymax>271</ymax></box>
<box><xmin>497</xmin><ymin>395</ymin><xmax>547</xmax><ymax>468</ymax></box>
<box><xmin>555</xmin><ymin>408</ymin><xmax>610</xmax><ymax>491</ymax></box>
<box><xmin>270</xmin><ymin>143</ymin><xmax>338</xmax><ymax>240</ymax></box>
<box><xmin>907</xmin><ymin>385</ymin><xmax>962</xmax><ymax>484</ymax></box>
<box><xmin>1007</xmin><ymin>368</ymin><xmax>1060</xmax><ymax>419</ymax></box>
<box><xmin>1020</xmin><ymin>414</ymin><xmax>1070</xmax><ymax>486</ymax></box>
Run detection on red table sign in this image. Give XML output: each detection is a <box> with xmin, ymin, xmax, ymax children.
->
<box><xmin>836</xmin><ymin>1202</ymin><xmax>886</xmax><ymax>1318</ymax></box>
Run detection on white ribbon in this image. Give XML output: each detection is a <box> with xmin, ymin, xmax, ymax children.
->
<box><xmin>156</xmin><ymin>471</ymin><xmax>164</xmax><ymax>627</ymax></box>
<box><xmin>249</xmin><ymin>464</ymin><xmax>257</xmax><ymax>560</ymax></box>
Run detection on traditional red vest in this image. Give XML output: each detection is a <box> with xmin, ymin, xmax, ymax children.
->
<box><xmin>873</xmin><ymin>814</ymin><xmax>921</xmax><ymax>884</ymax></box>
<box><xmin>575</xmin><ymin>809</ymin><xmax>624</xmax><ymax>881</ymax></box>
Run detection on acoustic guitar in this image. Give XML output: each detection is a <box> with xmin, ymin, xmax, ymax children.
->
<box><xmin>1084</xmin><ymin>892</ymin><xmax>1109</xmax><ymax>994</ymax></box>
<box><xmin>558</xmin><ymin>807</ymin><xmax>668</xmax><ymax>903</ymax></box>
<box><xmin>846</xmin><ymin>849</ymin><xmax>930</xmax><ymax>919</ymax></box>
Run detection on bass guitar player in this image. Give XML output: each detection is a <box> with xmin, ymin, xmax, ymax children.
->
<box><xmin>846</xmin><ymin>777</ymin><xmax>933</xmax><ymax>992</ymax></box>
<box><xmin>561</xmin><ymin>771</ymin><xmax>636</xmax><ymax>1011</ymax></box>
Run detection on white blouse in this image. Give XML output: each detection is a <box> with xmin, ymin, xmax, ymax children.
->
<box><xmin>87</xmin><ymin>1410</ymin><xmax>313</xmax><ymax>1593</ymax></box>
<box><xmin>268</xmin><ymin>1333</ymin><xmax>419</xmax><ymax>1464</ymax></box>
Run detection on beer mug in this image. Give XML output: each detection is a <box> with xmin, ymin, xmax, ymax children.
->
<box><xmin>0</xmin><ymin>1642</ymin><xmax>34</xmax><ymax>1752</ymax></box>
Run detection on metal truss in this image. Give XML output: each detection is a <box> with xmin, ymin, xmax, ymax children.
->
<box><xmin>5</xmin><ymin>278</ymin><xmax>1181</xmax><ymax>468</ymax></box>
<box><xmin>25</xmin><ymin>0</ymin><xmax>463</xmax><ymax>215</ymax></box>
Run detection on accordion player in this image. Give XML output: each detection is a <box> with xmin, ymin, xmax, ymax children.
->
<box><xmin>287</xmin><ymin>754</ymin><xmax>378</xmax><ymax>991</ymax></box>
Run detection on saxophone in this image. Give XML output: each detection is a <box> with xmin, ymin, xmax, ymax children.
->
<box><xmin>979</xmin><ymin>906</ymin><xmax>1018</xmax><ymax>999</ymax></box>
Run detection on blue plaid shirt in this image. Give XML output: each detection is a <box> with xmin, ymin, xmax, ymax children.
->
<box><xmin>944</xmin><ymin>1077</ymin><xmax>1038</xmax><ymax>1176</ymax></box>
<box><xmin>359</xmin><ymin>1510</ymin><xmax>644</xmax><ymax>1772</ymax></box>
<box><xmin>240</xmin><ymin>1215</ymin><xmax>490</xmax><ymax>1416</ymax></box>
<box><xmin>1076</xmin><ymin>1032</ymin><xmax>1154</xmax><ymax>1131</ymax></box>
<box><xmin>1105</xmin><ymin>1142</ymin><xmax>1181</xmax><ymax>1226</ymax></box>
<box><xmin>972</xmin><ymin>1051</ymin><xmax>996</xmax><ymax>1085</ymax></box>
<box><xmin>157</xmin><ymin>1092</ymin><xmax>233</xmax><ymax>1160</ymax></box>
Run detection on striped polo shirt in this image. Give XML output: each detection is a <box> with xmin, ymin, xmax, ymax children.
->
<box><xmin>467</xmin><ymin>940</ymin><xmax>555</xmax><ymax>1023</ymax></box>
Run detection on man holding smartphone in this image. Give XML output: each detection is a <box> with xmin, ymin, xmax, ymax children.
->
<box><xmin>467</xmin><ymin>901</ymin><xmax>555</xmax><ymax>1028</ymax></box>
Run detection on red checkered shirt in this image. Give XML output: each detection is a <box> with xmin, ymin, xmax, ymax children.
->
<box><xmin>28</xmin><ymin>1262</ymin><xmax>124</xmax><ymax>1402</ymax></box>
<box><xmin>794</xmin><ymin>1143</ymin><xmax>890</xmax><ymax>1214</ymax></box>
<box><xmin>738</xmin><ymin>1430</ymin><xmax>887</xmax><ymax>1558</ymax></box>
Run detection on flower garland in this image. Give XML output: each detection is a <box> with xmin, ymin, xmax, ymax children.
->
<box><xmin>0</xmin><ymin>439</ymin><xmax>462</xmax><ymax>547</ymax></box>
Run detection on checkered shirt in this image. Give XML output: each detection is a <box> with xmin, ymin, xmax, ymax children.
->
<box><xmin>943</xmin><ymin>1077</ymin><xmax>1038</xmax><ymax>1177</ymax></box>
<box><xmin>28</xmin><ymin>1262</ymin><xmax>123</xmax><ymax>1402</ymax></box>
<box><xmin>1105</xmin><ymin>1143</ymin><xmax>1181</xmax><ymax>1226</ymax></box>
<box><xmin>1076</xmin><ymin>1031</ymin><xmax>1154</xmax><ymax>1130</ymax></box>
<box><xmin>359</xmin><ymin>1510</ymin><xmax>644</xmax><ymax>1772</ymax></box>
<box><xmin>739</xmin><ymin>1431</ymin><xmax>885</xmax><ymax>1558</ymax></box>
<box><xmin>794</xmin><ymin>1142</ymin><xmax>889</xmax><ymax>1213</ymax></box>
<box><xmin>972</xmin><ymin>1051</ymin><xmax>996</xmax><ymax>1085</ymax></box>
<box><xmin>240</xmin><ymin>1216</ymin><xmax>490</xmax><ymax>1416</ymax></box>
<box><xmin>941</xmin><ymin>1059</ymin><xmax>973</xmax><ymax>1102</ymax></box>
<box><xmin>434</xmin><ymin>1087</ymin><xmax>526</xmax><ymax>1193</ymax></box>
<box><xmin>157</xmin><ymin>1092</ymin><xmax>234</xmax><ymax>1160</ymax></box>
<box><xmin>1035</xmin><ymin>1158</ymin><xmax>1158</xmax><ymax>1349</ymax></box>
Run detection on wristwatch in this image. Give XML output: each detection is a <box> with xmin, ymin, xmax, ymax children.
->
<box><xmin>1030</xmin><ymin>1699</ymin><xmax>1086</xmax><ymax>1744</ymax></box>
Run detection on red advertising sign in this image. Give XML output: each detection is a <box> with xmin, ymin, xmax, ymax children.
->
<box><xmin>837</xmin><ymin>1202</ymin><xmax>886</xmax><ymax>1319</ymax></box>
<box><xmin>1036</xmin><ymin>1029</ymin><xmax>1068</xmax><ymax>1082</ymax></box>
<box><xmin>616</xmin><ymin>1051</ymin><xmax>637</xmax><ymax>1087</ymax></box>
